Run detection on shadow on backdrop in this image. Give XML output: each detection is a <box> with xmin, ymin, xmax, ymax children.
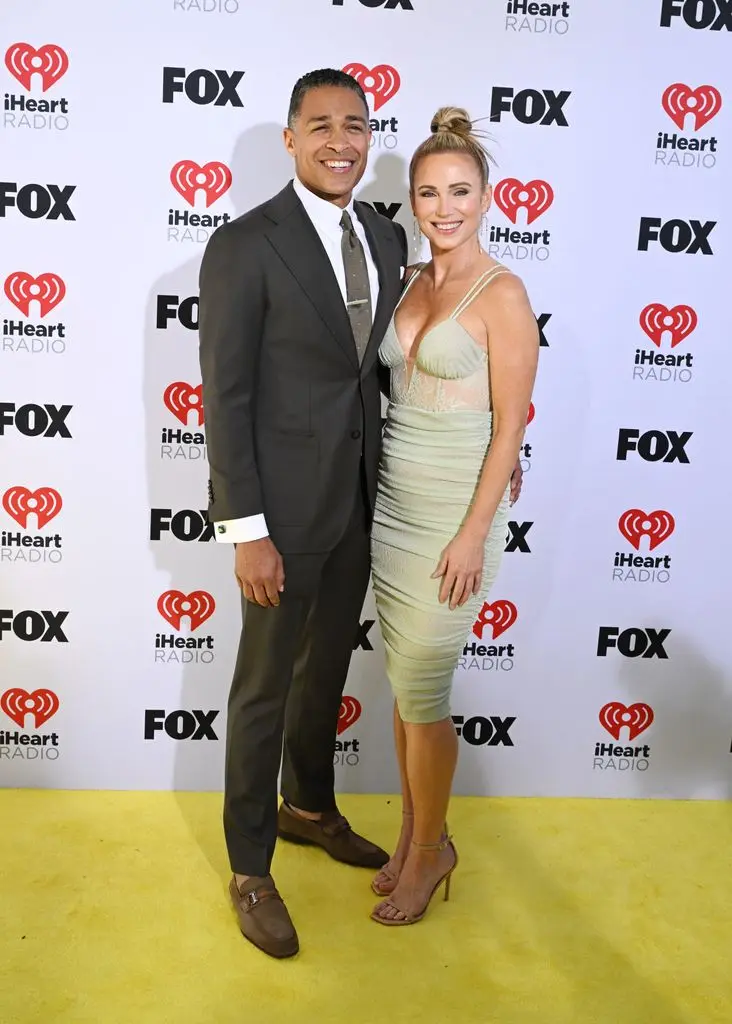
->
<box><xmin>615</xmin><ymin>632</ymin><xmax>732</xmax><ymax>804</ymax></box>
<box><xmin>143</xmin><ymin>124</ymin><xmax>291</xmax><ymax>880</ymax></box>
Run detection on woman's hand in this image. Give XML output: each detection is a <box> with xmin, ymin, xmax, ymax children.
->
<box><xmin>431</xmin><ymin>530</ymin><xmax>485</xmax><ymax>610</ymax></box>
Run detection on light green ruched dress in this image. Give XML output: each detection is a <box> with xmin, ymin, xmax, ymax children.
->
<box><xmin>371</xmin><ymin>263</ymin><xmax>511</xmax><ymax>724</ymax></box>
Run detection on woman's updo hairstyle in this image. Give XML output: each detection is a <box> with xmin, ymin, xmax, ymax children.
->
<box><xmin>409</xmin><ymin>106</ymin><xmax>494</xmax><ymax>192</ymax></box>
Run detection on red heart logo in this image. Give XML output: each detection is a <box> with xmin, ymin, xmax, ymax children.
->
<box><xmin>157</xmin><ymin>591</ymin><xmax>215</xmax><ymax>631</ymax></box>
<box><xmin>338</xmin><ymin>696</ymin><xmax>362</xmax><ymax>735</ymax></box>
<box><xmin>618</xmin><ymin>509</ymin><xmax>675</xmax><ymax>551</ymax></box>
<box><xmin>342</xmin><ymin>63</ymin><xmax>400</xmax><ymax>112</ymax></box>
<box><xmin>599</xmin><ymin>702</ymin><xmax>653</xmax><ymax>741</ymax></box>
<box><xmin>526</xmin><ymin>402</ymin><xmax>535</xmax><ymax>425</ymax></box>
<box><xmin>0</xmin><ymin>688</ymin><xmax>59</xmax><ymax>728</ymax></box>
<box><xmin>639</xmin><ymin>304</ymin><xmax>697</xmax><ymax>348</ymax></box>
<box><xmin>170</xmin><ymin>160</ymin><xmax>232</xmax><ymax>208</ymax></box>
<box><xmin>4</xmin><ymin>272</ymin><xmax>66</xmax><ymax>317</ymax></box>
<box><xmin>5</xmin><ymin>43</ymin><xmax>68</xmax><ymax>92</ymax></box>
<box><xmin>2</xmin><ymin>486</ymin><xmax>63</xmax><ymax>529</ymax></box>
<box><xmin>163</xmin><ymin>382</ymin><xmax>204</xmax><ymax>426</ymax></box>
<box><xmin>661</xmin><ymin>83</ymin><xmax>722</xmax><ymax>131</ymax></box>
<box><xmin>472</xmin><ymin>600</ymin><xmax>518</xmax><ymax>641</ymax></box>
<box><xmin>493</xmin><ymin>178</ymin><xmax>554</xmax><ymax>225</ymax></box>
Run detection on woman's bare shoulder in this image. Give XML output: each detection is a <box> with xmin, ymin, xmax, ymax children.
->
<box><xmin>478</xmin><ymin>265</ymin><xmax>531</xmax><ymax>308</ymax></box>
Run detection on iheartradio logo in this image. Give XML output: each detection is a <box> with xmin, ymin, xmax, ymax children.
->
<box><xmin>342</xmin><ymin>63</ymin><xmax>400</xmax><ymax>111</ymax></box>
<box><xmin>4</xmin><ymin>272</ymin><xmax>65</xmax><ymax>318</ymax></box>
<box><xmin>493</xmin><ymin>178</ymin><xmax>554</xmax><ymax>225</ymax></box>
<box><xmin>157</xmin><ymin>590</ymin><xmax>215</xmax><ymax>631</ymax></box>
<box><xmin>163</xmin><ymin>382</ymin><xmax>204</xmax><ymax>426</ymax></box>
<box><xmin>618</xmin><ymin>509</ymin><xmax>675</xmax><ymax>551</ymax></box>
<box><xmin>599</xmin><ymin>702</ymin><xmax>653</xmax><ymax>741</ymax></box>
<box><xmin>2</xmin><ymin>486</ymin><xmax>62</xmax><ymax>529</ymax></box>
<box><xmin>472</xmin><ymin>600</ymin><xmax>517</xmax><ymax>641</ymax></box>
<box><xmin>662</xmin><ymin>83</ymin><xmax>722</xmax><ymax>131</ymax></box>
<box><xmin>4</xmin><ymin>43</ymin><xmax>68</xmax><ymax>92</ymax></box>
<box><xmin>170</xmin><ymin>160</ymin><xmax>232</xmax><ymax>208</ymax></box>
<box><xmin>639</xmin><ymin>304</ymin><xmax>697</xmax><ymax>348</ymax></box>
<box><xmin>338</xmin><ymin>695</ymin><xmax>362</xmax><ymax>735</ymax></box>
<box><xmin>1</xmin><ymin>687</ymin><xmax>59</xmax><ymax>727</ymax></box>
<box><xmin>527</xmin><ymin>402</ymin><xmax>535</xmax><ymax>425</ymax></box>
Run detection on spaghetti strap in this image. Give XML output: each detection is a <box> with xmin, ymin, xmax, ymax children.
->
<box><xmin>451</xmin><ymin>265</ymin><xmax>512</xmax><ymax>320</ymax></box>
<box><xmin>396</xmin><ymin>263</ymin><xmax>426</xmax><ymax>308</ymax></box>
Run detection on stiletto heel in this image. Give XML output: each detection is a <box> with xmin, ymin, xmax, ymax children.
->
<box><xmin>370</xmin><ymin>831</ymin><xmax>458</xmax><ymax>926</ymax></box>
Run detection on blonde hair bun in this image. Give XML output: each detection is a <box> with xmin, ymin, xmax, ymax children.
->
<box><xmin>430</xmin><ymin>106</ymin><xmax>474</xmax><ymax>140</ymax></box>
<box><xmin>409</xmin><ymin>105</ymin><xmax>494</xmax><ymax>189</ymax></box>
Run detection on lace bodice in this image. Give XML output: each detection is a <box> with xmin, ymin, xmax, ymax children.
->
<box><xmin>379</xmin><ymin>264</ymin><xmax>511</xmax><ymax>413</ymax></box>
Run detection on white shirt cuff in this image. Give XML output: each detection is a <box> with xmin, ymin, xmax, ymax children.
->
<box><xmin>213</xmin><ymin>514</ymin><xmax>268</xmax><ymax>543</ymax></box>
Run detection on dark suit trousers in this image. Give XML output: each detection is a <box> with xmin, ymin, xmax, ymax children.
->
<box><xmin>223</xmin><ymin>490</ymin><xmax>371</xmax><ymax>876</ymax></box>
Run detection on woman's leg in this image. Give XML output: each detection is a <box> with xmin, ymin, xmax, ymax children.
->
<box><xmin>370</xmin><ymin>538</ymin><xmax>467</xmax><ymax>916</ymax></box>
<box><xmin>373</xmin><ymin>713</ymin><xmax>458</xmax><ymax>922</ymax></box>
<box><xmin>373</xmin><ymin>701</ymin><xmax>414</xmax><ymax>891</ymax></box>
<box><xmin>394</xmin><ymin>701</ymin><xmax>412</xmax><ymax>814</ymax></box>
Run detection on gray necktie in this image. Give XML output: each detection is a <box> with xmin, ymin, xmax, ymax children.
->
<box><xmin>340</xmin><ymin>209</ymin><xmax>372</xmax><ymax>364</ymax></box>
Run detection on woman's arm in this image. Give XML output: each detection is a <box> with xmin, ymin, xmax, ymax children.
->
<box><xmin>463</xmin><ymin>273</ymin><xmax>538</xmax><ymax>537</ymax></box>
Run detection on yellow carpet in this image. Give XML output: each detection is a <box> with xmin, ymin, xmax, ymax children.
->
<box><xmin>1</xmin><ymin>792</ymin><xmax>730</xmax><ymax>1024</ymax></box>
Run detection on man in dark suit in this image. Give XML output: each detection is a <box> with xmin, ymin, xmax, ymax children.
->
<box><xmin>198</xmin><ymin>68</ymin><xmax>408</xmax><ymax>959</ymax></box>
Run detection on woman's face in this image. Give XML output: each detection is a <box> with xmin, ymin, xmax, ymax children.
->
<box><xmin>411</xmin><ymin>151</ymin><xmax>491</xmax><ymax>252</ymax></box>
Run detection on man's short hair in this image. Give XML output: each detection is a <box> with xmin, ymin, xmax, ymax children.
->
<box><xmin>288</xmin><ymin>69</ymin><xmax>369</xmax><ymax>128</ymax></box>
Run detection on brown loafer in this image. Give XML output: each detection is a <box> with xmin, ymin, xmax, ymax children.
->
<box><xmin>228</xmin><ymin>875</ymin><xmax>299</xmax><ymax>959</ymax></box>
<box><xmin>277</xmin><ymin>802</ymin><xmax>389</xmax><ymax>869</ymax></box>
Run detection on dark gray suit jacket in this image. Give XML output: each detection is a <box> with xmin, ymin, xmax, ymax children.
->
<box><xmin>198</xmin><ymin>180</ymin><xmax>408</xmax><ymax>554</ymax></box>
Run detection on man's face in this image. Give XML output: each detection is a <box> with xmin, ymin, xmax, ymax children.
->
<box><xmin>284</xmin><ymin>85</ymin><xmax>371</xmax><ymax>207</ymax></box>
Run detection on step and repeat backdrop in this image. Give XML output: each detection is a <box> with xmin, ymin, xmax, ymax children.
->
<box><xmin>2</xmin><ymin>0</ymin><xmax>731</xmax><ymax>798</ymax></box>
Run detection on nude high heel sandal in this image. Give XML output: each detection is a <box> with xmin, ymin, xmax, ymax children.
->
<box><xmin>370</xmin><ymin>833</ymin><xmax>458</xmax><ymax>926</ymax></box>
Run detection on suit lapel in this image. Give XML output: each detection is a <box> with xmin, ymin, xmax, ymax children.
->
<box><xmin>263</xmin><ymin>183</ymin><xmax>401</xmax><ymax>374</ymax></box>
<box><xmin>264</xmin><ymin>184</ymin><xmax>358</xmax><ymax>369</ymax></box>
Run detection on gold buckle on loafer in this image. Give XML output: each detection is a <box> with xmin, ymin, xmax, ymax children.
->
<box><xmin>243</xmin><ymin>889</ymin><xmax>261</xmax><ymax>911</ymax></box>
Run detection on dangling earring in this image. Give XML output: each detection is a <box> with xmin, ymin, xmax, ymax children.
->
<box><xmin>412</xmin><ymin>217</ymin><xmax>425</xmax><ymax>260</ymax></box>
<box><xmin>412</xmin><ymin>217</ymin><xmax>421</xmax><ymax>249</ymax></box>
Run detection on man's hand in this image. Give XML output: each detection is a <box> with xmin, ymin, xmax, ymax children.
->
<box><xmin>234</xmin><ymin>538</ymin><xmax>285</xmax><ymax>607</ymax></box>
<box><xmin>509</xmin><ymin>459</ymin><xmax>523</xmax><ymax>506</ymax></box>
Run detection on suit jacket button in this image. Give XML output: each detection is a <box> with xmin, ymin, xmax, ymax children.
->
<box><xmin>351</xmin><ymin>429</ymin><xmax>361</xmax><ymax>439</ymax></box>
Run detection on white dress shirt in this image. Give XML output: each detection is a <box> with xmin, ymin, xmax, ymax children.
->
<box><xmin>213</xmin><ymin>175</ymin><xmax>380</xmax><ymax>543</ymax></box>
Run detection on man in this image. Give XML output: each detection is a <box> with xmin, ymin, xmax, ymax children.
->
<box><xmin>198</xmin><ymin>69</ymin><xmax>408</xmax><ymax>959</ymax></box>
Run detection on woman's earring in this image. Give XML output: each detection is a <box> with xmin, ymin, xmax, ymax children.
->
<box><xmin>412</xmin><ymin>218</ymin><xmax>424</xmax><ymax>259</ymax></box>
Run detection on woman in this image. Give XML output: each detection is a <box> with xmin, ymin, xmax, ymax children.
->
<box><xmin>370</xmin><ymin>108</ymin><xmax>539</xmax><ymax>925</ymax></box>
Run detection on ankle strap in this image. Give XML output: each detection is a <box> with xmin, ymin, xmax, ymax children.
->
<box><xmin>411</xmin><ymin>834</ymin><xmax>452</xmax><ymax>851</ymax></box>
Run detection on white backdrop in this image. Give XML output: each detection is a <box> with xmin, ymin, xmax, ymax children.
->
<box><xmin>2</xmin><ymin>0</ymin><xmax>731</xmax><ymax>799</ymax></box>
